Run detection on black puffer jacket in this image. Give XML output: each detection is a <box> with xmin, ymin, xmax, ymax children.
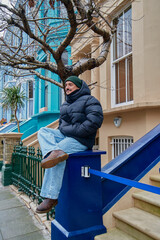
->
<box><xmin>59</xmin><ymin>81</ymin><xmax>103</xmax><ymax>149</ymax></box>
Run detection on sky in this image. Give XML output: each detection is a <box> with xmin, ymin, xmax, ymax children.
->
<box><xmin>0</xmin><ymin>0</ymin><xmax>10</xmax><ymax>3</ymax></box>
<box><xmin>0</xmin><ymin>0</ymin><xmax>12</xmax><ymax>36</ymax></box>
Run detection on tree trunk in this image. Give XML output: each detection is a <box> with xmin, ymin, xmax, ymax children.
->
<box><xmin>14</xmin><ymin>107</ymin><xmax>20</xmax><ymax>133</ymax></box>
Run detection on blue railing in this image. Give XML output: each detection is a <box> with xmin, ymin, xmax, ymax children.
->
<box><xmin>101</xmin><ymin>124</ymin><xmax>160</xmax><ymax>214</ymax></box>
<box><xmin>51</xmin><ymin>124</ymin><xmax>160</xmax><ymax>240</ymax></box>
<box><xmin>89</xmin><ymin>166</ymin><xmax>160</xmax><ymax>195</ymax></box>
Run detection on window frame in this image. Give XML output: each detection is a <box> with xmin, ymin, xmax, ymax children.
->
<box><xmin>111</xmin><ymin>5</ymin><xmax>133</xmax><ymax>108</ymax></box>
<box><xmin>27</xmin><ymin>80</ymin><xmax>34</xmax><ymax>118</ymax></box>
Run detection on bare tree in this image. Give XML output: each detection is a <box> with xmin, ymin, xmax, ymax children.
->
<box><xmin>0</xmin><ymin>0</ymin><xmax>113</xmax><ymax>88</ymax></box>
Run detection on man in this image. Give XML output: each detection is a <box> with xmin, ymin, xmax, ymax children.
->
<box><xmin>36</xmin><ymin>76</ymin><xmax>103</xmax><ymax>213</ymax></box>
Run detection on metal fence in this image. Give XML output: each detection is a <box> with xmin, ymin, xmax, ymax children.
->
<box><xmin>12</xmin><ymin>143</ymin><xmax>44</xmax><ymax>203</ymax></box>
<box><xmin>12</xmin><ymin>143</ymin><xmax>56</xmax><ymax>218</ymax></box>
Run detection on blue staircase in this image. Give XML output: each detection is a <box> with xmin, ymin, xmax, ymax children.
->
<box><xmin>0</xmin><ymin>123</ymin><xmax>17</xmax><ymax>133</ymax></box>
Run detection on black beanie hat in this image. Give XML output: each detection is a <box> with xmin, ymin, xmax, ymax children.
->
<box><xmin>65</xmin><ymin>76</ymin><xmax>82</xmax><ymax>89</ymax></box>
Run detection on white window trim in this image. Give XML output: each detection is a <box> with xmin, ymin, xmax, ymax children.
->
<box><xmin>111</xmin><ymin>51</ymin><xmax>134</xmax><ymax>108</ymax></box>
<box><xmin>111</xmin><ymin>5</ymin><xmax>133</xmax><ymax>108</ymax></box>
<box><xmin>27</xmin><ymin>98</ymin><xmax>33</xmax><ymax>119</ymax></box>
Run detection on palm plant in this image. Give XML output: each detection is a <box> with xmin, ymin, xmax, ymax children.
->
<box><xmin>1</xmin><ymin>86</ymin><xmax>27</xmax><ymax>133</ymax></box>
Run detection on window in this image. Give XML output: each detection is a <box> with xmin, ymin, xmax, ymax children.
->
<box><xmin>28</xmin><ymin>81</ymin><xmax>33</xmax><ymax>118</ymax></box>
<box><xmin>43</xmin><ymin>4</ymin><xmax>48</xmax><ymax>25</ymax></box>
<box><xmin>40</xmin><ymin>0</ymin><xmax>48</xmax><ymax>29</ymax></box>
<box><xmin>2</xmin><ymin>108</ymin><xmax>7</xmax><ymax>119</ymax></box>
<box><xmin>45</xmin><ymin>81</ymin><xmax>48</xmax><ymax>108</ymax></box>
<box><xmin>59</xmin><ymin>50</ymin><xmax>68</xmax><ymax>106</ymax></box>
<box><xmin>58</xmin><ymin>1</ymin><xmax>67</xmax><ymax>18</ymax></box>
<box><xmin>111</xmin><ymin>136</ymin><xmax>133</xmax><ymax>159</ymax></box>
<box><xmin>62</xmin><ymin>50</ymin><xmax>68</xmax><ymax>66</ymax></box>
<box><xmin>3</xmin><ymin>74</ymin><xmax>6</xmax><ymax>85</ymax></box>
<box><xmin>29</xmin><ymin>81</ymin><xmax>33</xmax><ymax>99</ymax></box>
<box><xmin>112</xmin><ymin>6</ymin><xmax>133</xmax><ymax>106</ymax></box>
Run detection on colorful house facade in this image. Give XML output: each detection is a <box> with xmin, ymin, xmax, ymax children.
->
<box><xmin>0</xmin><ymin>28</ymin><xmax>34</xmax><ymax>124</ymax></box>
<box><xmin>0</xmin><ymin>0</ymin><xmax>71</xmax><ymax>139</ymax></box>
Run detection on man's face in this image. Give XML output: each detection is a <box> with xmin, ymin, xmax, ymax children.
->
<box><xmin>65</xmin><ymin>81</ymin><xmax>80</xmax><ymax>95</ymax></box>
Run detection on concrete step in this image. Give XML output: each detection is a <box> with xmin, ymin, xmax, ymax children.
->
<box><xmin>27</xmin><ymin>138</ymin><xmax>39</xmax><ymax>147</ymax></box>
<box><xmin>150</xmin><ymin>175</ymin><xmax>160</xmax><ymax>187</ymax></box>
<box><xmin>23</xmin><ymin>119</ymin><xmax>59</xmax><ymax>147</ymax></box>
<box><xmin>113</xmin><ymin>207</ymin><xmax>160</xmax><ymax>240</ymax></box>
<box><xmin>95</xmin><ymin>228</ymin><xmax>137</xmax><ymax>240</ymax></box>
<box><xmin>133</xmin><ymin>191</ymin><xmax>160</xmax><ymax>217</ymax></box>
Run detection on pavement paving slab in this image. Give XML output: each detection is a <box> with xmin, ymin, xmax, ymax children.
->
<box><xmin>0</xmin><ymin>173</ymin><xmax>51</xmax><ymax>240</ymax></box>
<box><xmin>0</xmin><ymin>215</ymin><xmax>43</xmax><ymax>239</ymax></box>
<box><xmin>0</xmin><ymin>231</ymin><xmax>3</xmax><ymax>240</ymax></box>
<box><xmin>0</xmin><ymin>206</ymin><xmax>31</xmax><ymax>225</ymax></box>
<box><xmin>0</xmin><ymin>197</ymin><xmax>25</xmax><ymax>211</ymax></box>
<box><xmin>0</xmin><ymin>189</ymin><xmax>15</xmax><ymax>201</ymax></box>
<box><xmin>6</xmin><ymin>230</ymin><xmax>50</xmax><ymax>240</ymax></box>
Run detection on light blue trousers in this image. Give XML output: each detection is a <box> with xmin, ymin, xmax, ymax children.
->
<box><xmin>38</xmin><ymin>127</ymin><xmax>87</xmax><ymax>199</ymax></box>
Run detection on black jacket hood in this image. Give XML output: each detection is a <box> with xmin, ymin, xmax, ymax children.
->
<box><xmin>66</xmin><ymin>80</ymin><xmax>90</xmax><ymax>103</ymax></box>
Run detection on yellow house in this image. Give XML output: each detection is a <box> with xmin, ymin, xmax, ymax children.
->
<box><xmin>71</xmin><ymin>0</ymin><xmax>160</xmax><ymax>166</ymax></box>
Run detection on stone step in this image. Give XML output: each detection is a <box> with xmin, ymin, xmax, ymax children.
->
<box><xmin>133</xmin><ymin>191</ymin><xmax>160</xmax><ymax>217</ymax></box>
<box><xmin>95</xmin><ymin>228</ymin><xmax>137</xmax><ymax>240</ymax></box>
<box><xmin>113</xmin><ymin>207</ymin><xmax>160</xmax><ymax>240</ymax></box>
<box><xmin>150</xmin><ymin>175</ymin><xmax>160</xmax><ymax>187</ymax></box>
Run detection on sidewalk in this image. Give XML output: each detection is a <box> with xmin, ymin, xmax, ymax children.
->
<box><xmin>0</xmin><ymin>173</ymin><xmax>51</xmax><ymax>240</ymax></box>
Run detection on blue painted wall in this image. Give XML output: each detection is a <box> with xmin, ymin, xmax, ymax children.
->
<box><xmin>34</xmin><ymin>0</ymin><xmax>71</xmax><ymax>115</ymax></box>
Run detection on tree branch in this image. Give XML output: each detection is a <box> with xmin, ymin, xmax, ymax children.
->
<box><xmin>30</xmin><ymin>70</ymin><xmax>63</xmax><ymax>88</ymax></box>
<box><xmin>72</xmin><ymin>39</ymin><xmax>111</xmax><ymax>75</ymax></box>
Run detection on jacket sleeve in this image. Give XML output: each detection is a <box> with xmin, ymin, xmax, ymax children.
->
<box><xmin>60</xmin><ymin>97</ymin><xmax>103</xmax><ymax>137</ymax></box>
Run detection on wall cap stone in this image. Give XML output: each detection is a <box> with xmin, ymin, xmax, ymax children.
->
<box><xmin>0</xmin><ymin>133</ymin><xmax>23</xmax><ymax>139</ymax></box>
